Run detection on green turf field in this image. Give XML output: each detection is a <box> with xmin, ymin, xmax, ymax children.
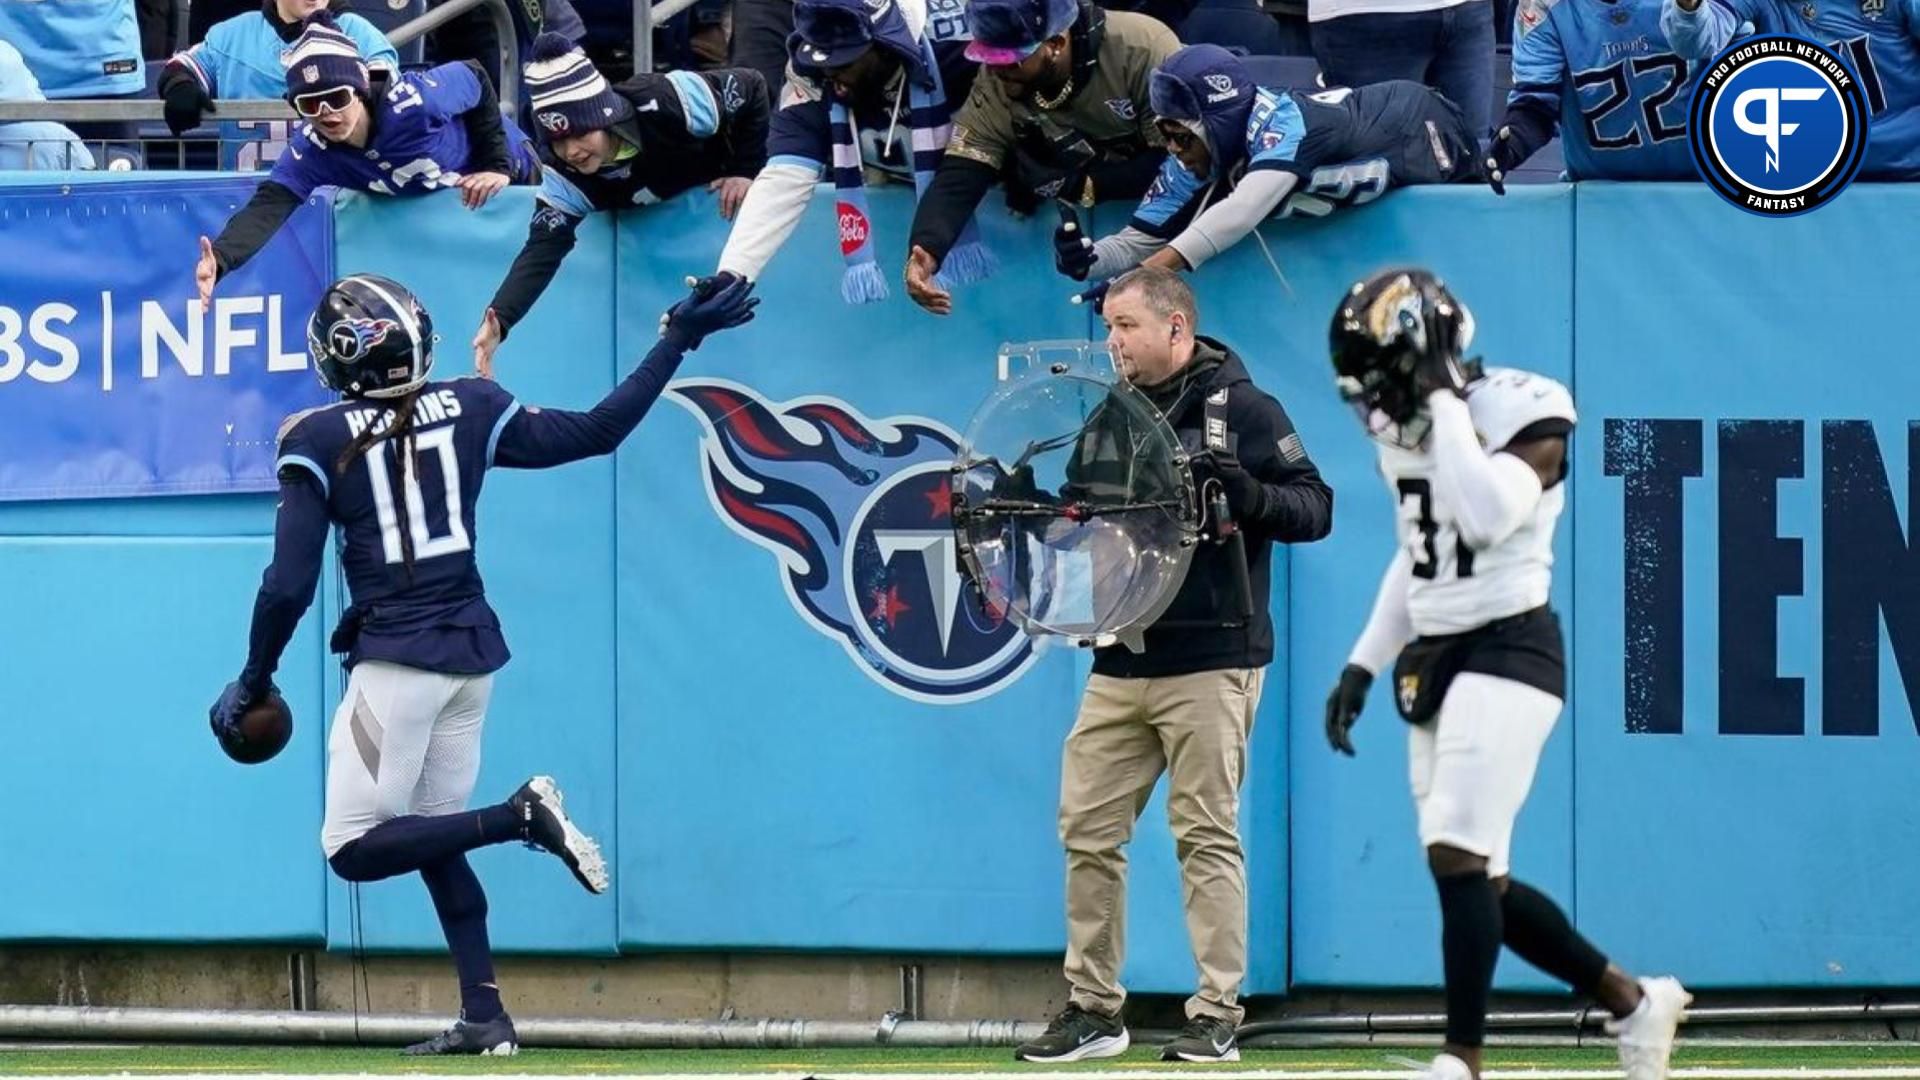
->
<box><xmin>8</xmin><ymin>1043</ymin><xmax>1920</xmax><ymax>1078</ymax></box>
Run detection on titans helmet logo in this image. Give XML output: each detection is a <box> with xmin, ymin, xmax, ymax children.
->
<box><xmin>326</xmin><ymin>316</ymin><xmax>399</xmax><ymax>360</ymax></box>
<box><xmin>667</xmin><ymin>379</ymin><xmax>1039</xmax><ymax>704</ymax></box>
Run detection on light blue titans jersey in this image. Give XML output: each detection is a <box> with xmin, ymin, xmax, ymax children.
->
<box><xmin>1511</xmin><ymin>0</ymin><xmax>1704</xmax><ymax>178</ymax></box>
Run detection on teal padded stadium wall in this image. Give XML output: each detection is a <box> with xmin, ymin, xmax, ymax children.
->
<box><xmin>5</xmin><ymin>174</ymin><xmax>1920</xmax><ymax>993</ymax></box>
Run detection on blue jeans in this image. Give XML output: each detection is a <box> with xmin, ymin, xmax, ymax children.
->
<box><xmin>1310</xmin><ymin>0</ymin><xmax>1496</xmax><ymax>136</ymax></box>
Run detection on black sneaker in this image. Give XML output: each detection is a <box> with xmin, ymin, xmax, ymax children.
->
<box><xmin>508</xmin><ymin>776</ymin><xmax>609</xmax><ymax>894</ymax></box>
<box><xmin>1014</xmin><ymin>1003</ymin><xmax>1130</xmax><ymax>1062</ymax></box>
<box><xmin>402</xmin><ymin>1012</ymin><xmax>519</xmax><ymax>1056</ymax></box>
<box><xmin>1161</xmin><ymin>1014</ymin><xmax>1240</xmax><ymax>1062</ymax></box>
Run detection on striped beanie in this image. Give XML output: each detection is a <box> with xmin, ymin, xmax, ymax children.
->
<box><xmin>525</xmin><ymin>32</ymin><xmax>632</xmax><ymax>139</ymax></box>
<box><xmin>283</xmin><ymin>12</ymin><xmax>370</xmax><ymax>98</ymax></box>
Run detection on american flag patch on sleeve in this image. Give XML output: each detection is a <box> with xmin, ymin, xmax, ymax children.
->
<box><xmin>1278</xmin><ymin>433</ymin><xmax>1306</xmax><ymax>463</ymax></box>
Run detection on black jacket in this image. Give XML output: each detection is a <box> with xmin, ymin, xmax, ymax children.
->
<box><xmin>1091</xmin><ymin>337</ymin><xmax>1332</xmax><ymax>678</ymax></box>
<box><xmin>486</xmin><ymin>68</ymin><xmax>770</xmax><ymax>336</ymax></box>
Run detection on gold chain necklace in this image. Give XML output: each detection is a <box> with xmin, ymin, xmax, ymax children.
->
<box><xmin>1033</xmin><ymin>75</ymin><xmax>1075</xmax><ymax>111</ymax></box>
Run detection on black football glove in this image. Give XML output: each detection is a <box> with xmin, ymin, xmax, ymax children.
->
<box><xmin>1325</xmin><ymin>663</ymin><xmax>1372</xmax><ymax>757</ymax></box>
<box><xmin>1053</xmin><ymin>203</ymin><xmax>1097</xmax><ymax>282</ymax></box>
<box><xmin>163</xmin><ymin>77</ymin><xmax>217</xmax><ymax>137</ymax></box>
<box><xmin>1485</xmin><ymin>125</ymin><xmax>1526</xmax><ymax>196</ymax></box>
<box><xmin>1411</xmin><ymin>337</ymin><xmax>1473</xmax><ymax>401</ymax></box>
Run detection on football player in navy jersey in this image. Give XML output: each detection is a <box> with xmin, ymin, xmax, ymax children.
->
<box><xmin>193</xmin><ymin>13</ymin><xmax>539</xmax><ymax>310</ymax></box>
<box><xmin>209</xmin><ymin>272</ymin><xmax>757</xmax><ymax>1055</ymax></box>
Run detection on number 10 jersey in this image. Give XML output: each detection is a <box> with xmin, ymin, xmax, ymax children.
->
<box><xmin>278</xmin><ymin>376</ymin><xmax>518</xmax><ymax>674</ymax></box>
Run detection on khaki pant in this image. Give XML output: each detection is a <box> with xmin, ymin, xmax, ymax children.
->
<box><xmin>1059</xmin><ymin>666</ymin><xmax>1265</xmax><ymax>1024</ymax></box>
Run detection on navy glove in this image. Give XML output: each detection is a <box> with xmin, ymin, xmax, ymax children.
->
<box><xmin>660</xmin><ymin>273</ymin><xmax>758</xmax><ymax>350</ymax></box>
<box><xmin>1053</xmin><ymin>204</ymin><xmax>1096</xmax><ymax>281</ymax></box>
<box><xmin>209</xmin><ymin>677</ymin><xmax>265</xmax><ymax>751</ymax></box>
<box><xmin>163</xmin><ymin>78</ymin><xmax>217</xmax><ymax>137</ymax></box>
<box><xmin>1325</xmin><ymin>663</ymin><xmax>1372</xmax><ymax>756</ymax></box>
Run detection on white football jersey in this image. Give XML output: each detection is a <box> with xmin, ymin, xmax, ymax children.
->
<box><xmin>1377</xmin><ymin>367</ymin><xmax>1577</xmax><ymax>636</ymax></box>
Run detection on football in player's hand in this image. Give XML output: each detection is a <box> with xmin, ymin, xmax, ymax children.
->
<box><xmin>223</xmin><ymin>690</ymin><xmax>294</xmax><ymax>765</ymax></box>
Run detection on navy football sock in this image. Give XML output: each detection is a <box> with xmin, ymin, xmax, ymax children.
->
<box><xmin>328</xmin><ymin>805</ymin><xmax>523</xmax><ymax>883</ymax></box>
<box><xmin>420</xmin><ymin>855</ymin><xmax>503</xmax><ymax>1023</ymax></box>
<box><xmin>1436</xmin><ymin>870</ymin><xmax>1503</xmax><ymax>1048</ymax></box>
<box><xmin>1502</xmin><ymin>880</ymin><xmax>1609</xmax><ymax>995</ymax></box>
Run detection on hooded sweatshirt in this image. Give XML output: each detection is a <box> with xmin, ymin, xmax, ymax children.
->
<box><xmin>1087</xmin><ymin>336</ymin><xmax>1333</xmax><ymax>677</ymax></box>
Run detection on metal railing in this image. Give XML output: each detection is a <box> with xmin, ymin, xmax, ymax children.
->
<box><xmin>485</xmin><ymin>0</ymin><xmax>722</xmax><ymax>80</ymax></box>
<box><xmin>390</xmin><ymin>0</ymin><xmax>524</xmax><ymax>109</ymax></box>
<box><xmin>632</xmin><ymin>0</ymin><xmax>708</xmax><ymax>78</ymax></box>
<box><xmin>0</xmin><ymin>0</ymin><xmax>520</xmax><ymax>166</ymax></box>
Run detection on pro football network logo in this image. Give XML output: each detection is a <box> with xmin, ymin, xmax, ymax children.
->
<box><xmin>666</xmin><ymin>380</ymin><xmax>1040</xmax><ymax>704</ymax></box>
<box><xmin>1688</xmin><ymin>34</ymin><xmax>1868</xmax><ymax>217</ymax></box>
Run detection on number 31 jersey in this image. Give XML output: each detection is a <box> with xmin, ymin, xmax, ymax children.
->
<box><xmin>1377</xmin><ymin>367</ymin><xmax>1578</xmax><ymax>637</ymax></box>
<box><xmin>277</xmin><ymin>376</ymin><xmax>519</xmax><ymax>673</ymax></box>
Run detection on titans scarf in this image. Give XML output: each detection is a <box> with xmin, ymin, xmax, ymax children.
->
<box><xmin>828</xmin><ymin>36</ymin><xmax>996</xmax><ymax>303</ymax></box>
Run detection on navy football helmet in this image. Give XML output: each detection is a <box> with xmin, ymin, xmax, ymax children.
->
<box><xmin>1328</xmin><ymin>266</ymin><xmax>1479</xmax><ymax>449</ymax></box>
<box><xmin>307</xmin><ymin>274</ymin><xmax>436</xmax><ymax>399</ymax></box>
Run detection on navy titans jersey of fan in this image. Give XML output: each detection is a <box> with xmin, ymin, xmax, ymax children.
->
<box><xmin>277</xmin><ymin>376</ymin><xmax>520</xmax><ymax>674</ymax></box>
<box><xmin>1511</xmin><ymin>0</ymin><xmax>1704</xmax><ymax>179</ymax></box>
<box><xmin>1129</xmin><ymin>81</ymin><xmax>1472</xmax><ymax>238</ymax></box>
<box><xmin>272</xmin><ymin>65</ymin><xmax>490</xmax><ymax>199</ymax></box>
<box><xmin>1664</xmin><ymin>0</ymin><xmax>1920</xmax><ymax>177</ymax></box>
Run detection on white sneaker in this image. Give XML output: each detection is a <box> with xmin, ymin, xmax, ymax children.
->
<box><xmin>1607</xmin><ymin>975</ymin><xmax>1693</xmax><ymax>1080</ymax></box>
<box><xmin>1420</xmin><ymin>1052</ymin><xmax>1474</xmax><ymax>1080</ymax></box>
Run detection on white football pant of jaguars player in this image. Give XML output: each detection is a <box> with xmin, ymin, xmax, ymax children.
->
<box><xmin>1321</xmin><ymin>267</ymin><xmax>1690</xmax><ymax>1080</ymax></box>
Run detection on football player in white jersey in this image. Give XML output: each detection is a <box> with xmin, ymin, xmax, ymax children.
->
<box><xmin>1320</xmin><ymin>267</ymin><xmax>1691</xmax><ymax>1080</ymax></box>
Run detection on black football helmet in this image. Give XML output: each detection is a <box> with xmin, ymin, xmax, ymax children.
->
<box><xmin>1328</xmin><ymin>266</ymin><xmax>1479</xmax><ymax>449</ymax></box>
<box><xmin>306</xmin><ymin>274</ymin><xmax>436</xmax><ymax>399</ymax></box>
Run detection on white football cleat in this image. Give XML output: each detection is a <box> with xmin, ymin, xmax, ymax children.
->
<box><xmin>1608</xmin><ymin>975</ymin><xmax>1693</xmax><ymax>1080</ymax></box>
<box><xmin>1409</xmin><ymin>1052</ymin><xmax>1472</xmax><ymax>1080</ymax></box>
<box><xmin>509</xmin><ymin>775</ymin><xmax>610</xmax><ymax>895</ymax></box>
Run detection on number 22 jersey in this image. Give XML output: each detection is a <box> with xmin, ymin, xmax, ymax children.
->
<box><xmin>1509</xmin><ymin>0</ymin><xmax>1707</xmax><ymax>180</ymax></box>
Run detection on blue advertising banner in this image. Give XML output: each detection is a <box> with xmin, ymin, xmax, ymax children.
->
<box><xmin>0</xmin><ymin>177</ymin><xmax>333</xmax><ymax>501</ymax></box>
